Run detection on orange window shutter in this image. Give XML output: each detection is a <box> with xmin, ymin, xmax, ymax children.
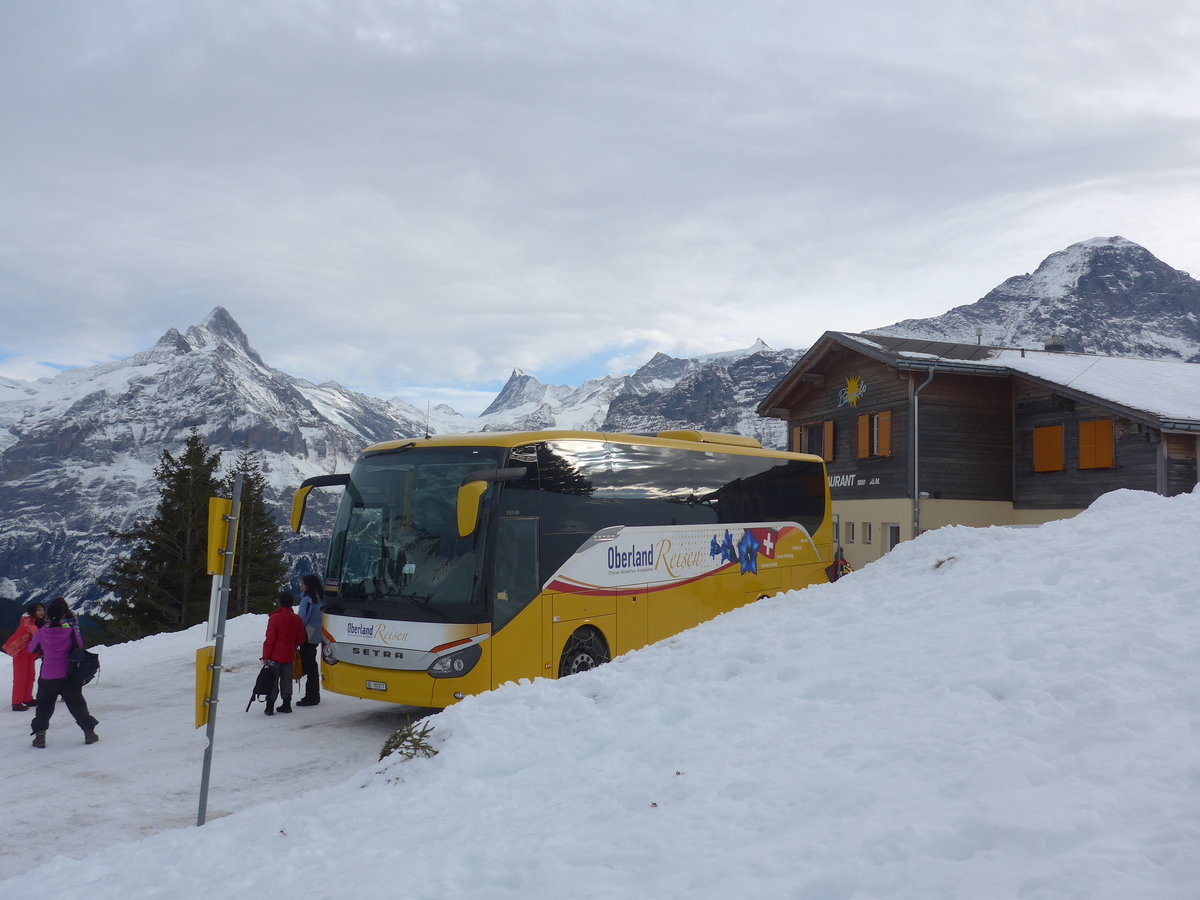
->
<box><xmin>822</xmin><ymin>420</ymin><xmax>835</xmax><ymax>461</ymax></box>
<box><xmin>857</xmin><ymin>414</ymin><xmax>870</xmax><ymax>459</ymax></box>
<box><xmin>791</xmin><ymin>425</ymin><xmax>803</xmax><ymax>454</ymax></box>
<box><xmin>1079</xmin><ymin>421</ymin><xmax>1096</xmax><ymax>469</ymax></box>
<box><xmin>877</xmin><ymin>411</ymin><xmax>892</xmax><ymax>457</ymax></box>
<box><xmin>1080</xmin><ymin>420</ymin><xmax>1114</xmax><ymax>469</ymax></box>
<box><xmin>1033</xmin><ymin>425</ymin><xmax>1064</xmax><ymax>472</ymax></box>
<box><xmin>1096</xmin><ymin>419</ymin><xmax>1114</xmax><ymax>468</ymax></box>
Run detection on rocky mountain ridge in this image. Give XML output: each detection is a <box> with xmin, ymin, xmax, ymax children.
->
<box><xmin>870</xmin><ymin>236</ymin><xmax>1200</xmax><ymax>360</ymax></box>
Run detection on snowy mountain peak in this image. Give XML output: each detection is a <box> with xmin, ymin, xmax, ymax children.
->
<box><xmin>1010</xmin><ymin>235</ymin><xmax>1143</xmax><ymax>302</ymax></box>
<box><xmin>480</xmin><ymin>368</ymin><xmax>555</xmax><ymax>417</ymax></box>
<box><xmin>180</xmin><ymin>306</ymin><xmax>265</xmax><ymax>366</ymax></box>
<box><xmin>150</xmin><ymin>327</ymin><xmax>193</xmax><ymax>355</ymax></box>
<box><xmin>201</xmin><ymin>305</ymin><xmax>251</xmax><ymax>347</ymax></box>
<box><xmin>696</xmin><ymin>338</ymin><xmax>773</xmax><ymax>362</ymax></box>
<box><xmin>869</xmin><ymin>237</ymin><xmax>1200</xmax><ymax>360</ymax></box>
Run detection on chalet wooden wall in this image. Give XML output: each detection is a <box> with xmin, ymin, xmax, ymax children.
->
<box><xmin>1012</xmin><ymin>380</ymin><xmax>1160</xmax><ymax>508</ymax></box>
<box><xmin>914</xmin><ymin>373</ymin><xmax>1012</xmax><ymax>502</ymax></box>
<box><xmin>1165</xmin><ymin>434</ymin><xmax>1198</xmax><ymax>496</ymax></box>
<box><xmin>772</xmin><ymin>341</ymin><xmax>1197</xmax><ymax>519</ymax></box>
<box><xmin>788</xmin><ymin>349</ymin><xmax>908</xmax><ymax>501</ymax></box>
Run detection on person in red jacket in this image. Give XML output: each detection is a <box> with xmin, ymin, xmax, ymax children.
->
<box><xmin>4</xmin><ymin>601</ymin><xmax>45</xmax><ymax>710</ymax></box>
<box><xmin>261</xmin><ymin>591</ymin><xmax>306</xmax><ymax>716</ymax></box>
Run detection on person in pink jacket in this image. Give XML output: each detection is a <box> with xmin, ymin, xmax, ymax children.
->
<box><xmin>4</xmin><ymin>601</ymin><xmax>45</xmax><ymax>711</ymax></box>
<box><xmin>28</xmin><ymin>597</ymin><xmax>98</xmax><ymax>748</ymax></box>
<box><xmin>261</xmin><ymin>592</ymin><xmax>306</xmax><ymax>716</ymax></box>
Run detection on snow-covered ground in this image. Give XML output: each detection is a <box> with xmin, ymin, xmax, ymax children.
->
<box><xmin>2</xmin><ymin>488</ymin><xmax>1198</xmax><ymax>898</ymax></box>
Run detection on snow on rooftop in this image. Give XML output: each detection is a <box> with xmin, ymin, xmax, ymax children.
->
<box><xmin>995</xmin><ymin>350</ymin><xmax>1200</xmax><ymax>421</ymax></box>
<box><xmin>881</xmin><ymin>339</ymin><xmax>1200</xmax><ymax>423</ymax></box>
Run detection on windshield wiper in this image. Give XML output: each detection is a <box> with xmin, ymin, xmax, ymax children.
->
<box><xmin>363</xmin><ymin>441</ymin><xmax>417</xmax><ymax>459</ymax></box>
<box><xmin>390</xmin><ymin>592</ymin><xmax>448</xmax><ymax>619</ymax></box>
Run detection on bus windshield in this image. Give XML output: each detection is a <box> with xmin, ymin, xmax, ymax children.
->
<box><xmin>325</xmin><ymin>445</ymin><xmax>506</xmax><ymax>624</ymax></box>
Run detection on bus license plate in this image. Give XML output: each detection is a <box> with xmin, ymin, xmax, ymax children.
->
<box><xmin>366</xmin><ymin>681</ymin><xmax>387</xmax><ymax>692</ymax></box>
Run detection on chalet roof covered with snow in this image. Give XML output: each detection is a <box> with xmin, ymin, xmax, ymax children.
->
<box><xmin>760</xmin><ymin>331</ymin><xmax>1200</xmax><ymax>429</ymax></box>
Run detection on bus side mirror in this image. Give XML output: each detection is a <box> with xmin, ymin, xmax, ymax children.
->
<box><xmin>291</xmin><ymin>486</ymin><xmax>314</xmax><ymax>534</ymax></box>
<box><xmin>457</xmin><ymin>481</ymin><xmax>488</xmax><ymax>537</ymax></box>
<box><xmin>291</xmin><ymin>473</ymin><xmax>351</xmax><ymax>533</ymax></box>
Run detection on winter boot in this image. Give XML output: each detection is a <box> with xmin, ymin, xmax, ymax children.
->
<box><xmin>32</xmin><ymin>731</ymin><xmax>46</xmax><ymax>749</ymax></box>
<box><xmin>84</xmin><ymin>730</ymin><xmax>99</xmax><ymax>744</ymax></box>
<box><xmin>265</xmin><ymin>704</ymin><xmax>275</xmax><ymax>716</ymax></box>
<box><xmin>296</xmin><ymin>696</ymin><xmax>319</xmax><ymax>707</ymax></box>
<box><xmin>278</xmin><ymin>701</ymin><xmax>292</xmax><ymax>714</ymax></box>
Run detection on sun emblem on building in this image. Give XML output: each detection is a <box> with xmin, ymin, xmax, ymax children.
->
<box><xmin>838</xmin><ymin>375</ymin><xmax>867</xmax><ymax>408</ymax></box>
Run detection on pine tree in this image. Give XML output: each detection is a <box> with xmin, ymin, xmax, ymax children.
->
<box><xmin>224</xmin><ymin>448</ymin><xmax>288</xmax><ymax>615</ymax></box>
<box><xmin>101</xmin><ymin>431</ymin><xmax>223</xmax><ymax>642</ymax></box>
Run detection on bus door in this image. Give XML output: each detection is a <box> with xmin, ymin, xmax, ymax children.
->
<box><xmin>489</xmin><ymin>516</ymin><xmax>543</xmax><ymax>688</ymax></box>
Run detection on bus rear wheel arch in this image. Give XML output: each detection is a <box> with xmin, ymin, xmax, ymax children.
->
<box><xmin>558</xmin><ymin>627</ymin><xmax>610</xmax><ymax>678</ymax></box>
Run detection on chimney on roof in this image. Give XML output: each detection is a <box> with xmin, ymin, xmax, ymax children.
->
<box><xmin>1043</xmin><ymin>333</ymin><xmax>1066</xmax><ymax>352</ymax></box>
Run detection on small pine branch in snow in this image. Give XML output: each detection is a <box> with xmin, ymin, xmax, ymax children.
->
<box><xmin>379</xmin><ymin>716</ymin><xmax>438</xmax><ymax>761</ymax></box>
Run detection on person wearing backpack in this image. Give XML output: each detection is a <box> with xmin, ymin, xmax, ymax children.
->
<box><xmin>261</xmin><ymin>591</ymin><xmax>306</xmax><ymax>716</ymax></box>
<box><xmin>28</xmin><ymin>597</ymin><xmax>98</xmax><ymax>748</ymax></box>
<box><xmin>4</xmin><ymin>600</ymin><xmax>45</xmax><ymax>710</ymax></box>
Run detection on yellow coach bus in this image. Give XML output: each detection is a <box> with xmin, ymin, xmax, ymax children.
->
<box><xmin>291</xmin><ymin>429</ymin><xmax>831</xmax><ymax>708</ymax></box>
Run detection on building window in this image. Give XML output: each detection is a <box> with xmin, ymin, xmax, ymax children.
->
<box><xmin>794</xmin><ymin>420</ymin><xmax>835</xmax><ymax>461</ymax></box>
<box><xmin>1079</xmin><ymin>419</ymin><xmax>1114</xmax><ymax>469</ymax></box>
<box><xmin>832</xmin><ymin>515</ymin><xmax>840</xmax><ymax>546</ymax></box>
<box><xmin>856</xmin><ymin>411</ymin><xmax>892</xmax><ymax>459</ymax></box>
<box><xmin>862</xmin><ymin>522</ymin><xmax>873</xmax><ymax>545</ymax></box>
<box><xmin>1033</xmin><ymin>424</ymin><xmax>1064</xmax><ymax>472</ymax></box>
<box><xmin>885</xmin><ymin>523</ymin><xmax>901</xmax><ymax>552</ymax></box>
<box><xmin>845</xmin><ymin>521</ymin><xmax>855</xmax><ymax>543</ymax></box>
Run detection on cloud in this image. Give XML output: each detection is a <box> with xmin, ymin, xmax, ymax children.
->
<box><xmin>2</xmin><ymin>1</ymin><xmax>1200</xmax><ymax>402</ymax></box>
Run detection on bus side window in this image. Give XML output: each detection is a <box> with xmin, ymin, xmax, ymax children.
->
<box><xmin>604</xmin><ymin>443</ymin><xmax>726</xmax><ymax>526</ymax></box>
<box><xmin>492</xmin><ymin>517</ymin><xmax>540</xmax><ymax>631</ymax></box>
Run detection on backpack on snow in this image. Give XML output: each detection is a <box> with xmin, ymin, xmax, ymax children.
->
<box><xmin>245</xmin><ymin>664</ymin><xmax>276</xmax><ymax>711</ymax></box>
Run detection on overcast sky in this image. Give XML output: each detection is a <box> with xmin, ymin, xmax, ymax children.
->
<box><xmin>3</xmin><ymin>1</ymin><xmax>1199</xmax><ymax>415</ymax></box>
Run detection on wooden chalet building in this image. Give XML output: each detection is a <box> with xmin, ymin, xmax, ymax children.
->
<box><xmin>758</xmin><ymin>332</ymin><xmax>1200</xmax><ymax>570</ymax></box>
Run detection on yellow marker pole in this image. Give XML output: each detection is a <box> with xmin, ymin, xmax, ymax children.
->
<box><xmin>194</xmin><ymin>645</ymin><xmax>215</xmax><ymax>729</ymax></box>
<box><xmin>197</xmin><ymin>472</ymin><xmax>243</xmax><ymax>826</ymax></box>
<box><xmin>207</xmin><ymin>497</ymin><xmax>234</xmax><ymax>575</ymax></box>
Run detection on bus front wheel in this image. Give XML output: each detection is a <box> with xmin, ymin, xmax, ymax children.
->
<box><xmin>558</xmin><ymin>628</ymin><xmax>610</xmax><ymax>678</ymax></box>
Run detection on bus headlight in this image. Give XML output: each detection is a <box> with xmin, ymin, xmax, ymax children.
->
<box><xmin>321</xmin><ymin>643</ymin><xmax>338</xmax><ymax>666</ymax></box>
<box><xmin>427</xmin><ymin>643</ymin><xmax>482</xmax><ymax>678</ymax></box>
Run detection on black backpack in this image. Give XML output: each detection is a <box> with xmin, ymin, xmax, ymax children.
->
<box><xmin>245</xmin><ymin>664</ymin><xmax>276</xmax><ymax>711</ymax></box>
<box><xmin>67</xmin><ymin>629</ymin><xmax>100</xmax><ymax>687</ymax></box>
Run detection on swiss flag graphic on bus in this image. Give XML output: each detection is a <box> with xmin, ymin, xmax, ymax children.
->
<box><xmin>746</xmin><ymin>528</ymin><xmax>777</xmax><ymax>559</ymax></box>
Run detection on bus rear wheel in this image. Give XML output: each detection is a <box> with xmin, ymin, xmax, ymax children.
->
<box><xmin>558</xmin><ymin>628</ymin><xmax>610</xmax><ymax>678</ymax></box>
